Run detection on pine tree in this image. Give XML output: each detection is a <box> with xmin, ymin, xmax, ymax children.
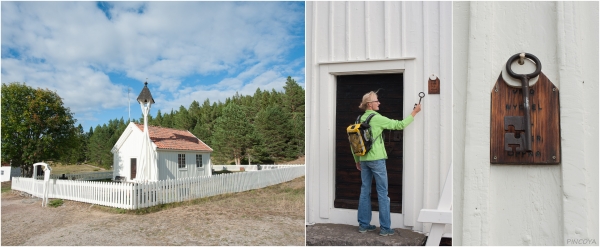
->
<box><xmin>211</xmin><ymin>103</ymin><xmax>253</xmax><ymax>165</ymax></box>
<box><xmin>254</xmin><ymin>105</ymin><xmax>294</xmax><ymax>161</ymax></box>
<box><xmin>283</xmin><ymin>77</ymin><xmax>305</xmax><ymax>157</ymax></box>
<box><xmin>174</xmin><ymin>105</ymin><xmax>194</xmax><ymax>131</ymax></box>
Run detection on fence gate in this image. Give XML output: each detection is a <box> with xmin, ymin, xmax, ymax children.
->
<box><xmin>334</xmin><ymin>73</ymin><xmax>404</xmax><ymax>213</ymax></box>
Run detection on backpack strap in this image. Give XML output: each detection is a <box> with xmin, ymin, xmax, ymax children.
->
<box><xmin>364</xmin><ymin>113</ymin><xmax>382</xmax><ymax>143</ymax></box>
<box><xmin>355</xmin><ymin>114</ymin><xmax>363</xmax><ymax>124</ymax></box>
<box><xmin>364</xmin><ymin>113</ymin><xmax>376</xmax><ymax>124</ymax></box>
<box><xmin>356</xmin><ymin>113</ymin><xmax>376</xmax><ymax>124</ymax></box>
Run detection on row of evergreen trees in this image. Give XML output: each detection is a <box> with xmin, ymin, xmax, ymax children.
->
<box><xmin>64</xmin><ymin>77</ymin><xmax>305</xmax><ymax>168</ymax></box>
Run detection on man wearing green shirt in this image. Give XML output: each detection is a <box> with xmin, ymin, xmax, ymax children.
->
<box><xmin>353</xmin><ymin>91</ymin><xmax>421</xmax><ymax>236</ymax></box>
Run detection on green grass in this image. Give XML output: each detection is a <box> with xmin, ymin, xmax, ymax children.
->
<box><xmin>48</xmin><ymin>199</ymin><xmax>64</xmax><ymax>208</ymax></box>
<box><xmin>1</xmin><ymin>182</ymin><xmax>11</xmax><ymax>193</ymax></box>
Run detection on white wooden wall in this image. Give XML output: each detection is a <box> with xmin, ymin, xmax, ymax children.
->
<box><xmin>306</xmin><ymin>1</ymin><xmax>452</xmax><ymax>235</ymax></box>
<box><xmin>113</xmin><ymin>123</ymin><xmax>145</xmax><ymax>181</ymax></box>
<box><xmin>453</xmin><ymin>2</ymin><xmax>599</xmax><ymax>245</ymax></box>
<box><xmin>1</xmin><ymin>167</ymin><xmax>21</xmax><ymax>182</ymax></box>
<box><xmin>157</xmin><ymin>151</ymin><xmax>211</xmax><ymax>180</ymax></box>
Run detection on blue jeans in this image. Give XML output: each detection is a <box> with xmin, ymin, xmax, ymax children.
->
<box><xmin>358</xmin><ymin>159</ymin><xmax>391</xmax><ymax>231</ymax></box>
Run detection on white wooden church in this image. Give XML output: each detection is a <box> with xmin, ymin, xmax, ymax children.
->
<box><xmin>112</xmin><ymin>82</ymin><xmax>213</xmax><ymax>182</ymax></box>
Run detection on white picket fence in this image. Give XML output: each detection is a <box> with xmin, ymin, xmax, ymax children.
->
<box><xmin>213</xmin><ymin>164</ymin><xmax>304</xmax><ymax>171</ymax></box>
<box><xmin>36</xmin><ymin>171</ymin><xmax>114</xmax><ymax>181</ymax></box>
<box><xmin>12</xmin><ymin>165</ymin><xmax>305</xmax><ymax>210</ymax></box>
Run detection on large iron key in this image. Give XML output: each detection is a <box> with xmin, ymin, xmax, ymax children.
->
<box><xmin>505</xmin><ymin>53</ymin><xmax>542</xmax><ymax>152</ymax></box>
<box><xmin>504</xmin><ymin>116</ymin><xmax>525</xmax><ymax>152</ymax></box>
<box><xmin>414</xmin><ymin>92</ymin><xmax>425</xmax><ymax>109</ymax></box>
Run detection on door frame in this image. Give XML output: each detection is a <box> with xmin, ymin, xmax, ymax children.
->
<box><xmin>333</xmin><ymin>73</ymin><xmax>405</xmax><ymax>213</ymax></box>
<box><xmin>314</xmin><ymin>57</ymin><xmax>424</xmax><ymax>228</ymax></box>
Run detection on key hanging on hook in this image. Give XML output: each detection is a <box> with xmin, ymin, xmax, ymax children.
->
<box><xmin>505</xmin><ymin>53</ymin><xmax>542</xmax><ymax>152</ymax></box>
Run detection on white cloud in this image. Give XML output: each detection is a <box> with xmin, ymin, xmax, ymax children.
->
<box><xmin>1</xmin><ymin>1</ymin><xmax>304</xmax><ymax>127</ymax></box>
<box><xmin>158</xmin><ymin>58</ymin><xmax>305</xmax><ymax>113</ymax></box>
<box><xmin>1</xmin><ymin>58</ymin><xmax>127</xmax><ymax>114</ymax></box>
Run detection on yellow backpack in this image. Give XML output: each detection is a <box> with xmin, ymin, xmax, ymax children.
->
<box><xmin>347</xmin><ymin>113</ymin><xmax>378</xmax><ymax>156</ymax></box>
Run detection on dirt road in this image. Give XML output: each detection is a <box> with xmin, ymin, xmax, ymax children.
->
<box><xmin>1</xmin><ymin>177</ymin><xmax>305</xmax><ymax>246</ymax></box>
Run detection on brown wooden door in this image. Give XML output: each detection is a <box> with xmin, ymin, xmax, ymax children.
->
<box><xmin>334</xmin><ymin>73</ymin><xmax>404</xmax><ymax>213</ymax></box>
<box><xmin>130</xmin><ymin>158</ymin><xmax>137</xmax><ymax>180</ymax></box>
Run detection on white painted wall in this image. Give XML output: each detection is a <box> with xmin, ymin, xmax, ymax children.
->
<box><xmin>157</xmin><ymin>151</ymin><xmax>211</xmax><ymax>180</ymax></box>
<box><xmin>453</xmin><ymin>2</ymin><xmax>599</xmax><ymax>245</ymax></box>
<box><xmin>0</xmin><ymin>166</ymin><xmax>21</xmax><ymax>182</ymax></box>
<box><xmin>306</xmin><ymin>1</ymin><xmax>452</xmax><ymax>235</ymax></box>
<box><xmin>113</xmin><ymin>123</ymin><xmax>147</xmax><ymax>181</ymax></box>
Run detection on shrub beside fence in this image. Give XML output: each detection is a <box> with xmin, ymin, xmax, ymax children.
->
<box><xmin>12</xmin><ymin>165</ymin><xmax>305</xmax><ymax>210</ymax></box>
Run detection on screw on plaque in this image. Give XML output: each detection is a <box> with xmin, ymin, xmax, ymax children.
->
<box><xmin>505</xmin><ymin>53</ymin><xmax>542</xmax><ymax>152</ymax></box>
<box><xmin>414</xmin><ymin>92</ymin><xmax>425</xmax><ymax>109</ymax></box>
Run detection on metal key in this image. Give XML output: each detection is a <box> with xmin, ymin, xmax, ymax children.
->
<box><xmin>505</xmin><ymin>53</ymin><xmax>542</xmax><ymax>152</ymax></box>
<box><xmin>414</xmin><ymin>92</ymin><xmax>425</xmax><ymax>109</ymax></box>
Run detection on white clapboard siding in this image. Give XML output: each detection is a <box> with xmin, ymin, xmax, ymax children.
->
<box><xmin>12</xmin><ymin>166</ymin><xmax>304</xmax><ymax>210</ymax></box>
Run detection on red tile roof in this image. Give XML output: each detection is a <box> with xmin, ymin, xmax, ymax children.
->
<box><xmin>135</xmin><ymin>123</ymin><xmax>213</xmax><ymax>152</ymax></box>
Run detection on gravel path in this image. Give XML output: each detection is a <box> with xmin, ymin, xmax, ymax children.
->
<box><xmin>1</xmin><ymin>177</ymin><xmax>305</xmax><ymax>246</ymax></box>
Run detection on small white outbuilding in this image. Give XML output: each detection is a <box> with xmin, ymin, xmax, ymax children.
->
<box><xmin>0</xmin><ymin>165</ymin><xmax>21</xmax><ymax>182</ymax></box>
<box><xmin>111</xmin><ymin>122</ymin><xmax>213</xmax><ymax>182</ymax></box>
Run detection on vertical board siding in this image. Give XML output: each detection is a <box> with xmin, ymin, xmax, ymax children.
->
<box><xmin>158</xmin><ymin>151</ymin><xmax>211</xmax><ymax>180</ymax></box>
<box><xmin>422</xmin><ymin>1</ymin><xmax>441</xmax><ymax>234</ymax></box>
<box><xmin>307</xmin><ymin>1</ymin><xmax>452</xmax><ymax>235</ymax></box>
<box><xmin>12</xmin><ymin>166</ymin><xmax>304</xmax><ymax>210</ymax></box>
<box><xmin>348</xmin><ymin>1</ymin><xmax>366</xmax><ymax>61</ymax></box>
<box><xmin>366</xmin><ymin>1</ymin><xmax>385</xmax><ymax>59</ymax></box>
<box><xmin>323</xmin><ymin>1</ymin><xmax>407</xmax><ymax>62</ymax></box>
<box><xmin>331</xmin><ymin>1</ymin><xmax>346</xmax><ymax>61</ymax></box>
<box><xmin>315</xmin><ymin>1</ymin><xmax>330</xmax><ymax>63</ymax></box>
<box><xmin>114</xmin><ymin>124</ymin><xmax>144</xmax><ymax>181</ymax></box>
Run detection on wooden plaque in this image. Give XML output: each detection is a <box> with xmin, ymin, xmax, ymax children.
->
<box><xmin>428</xmin><ymin>77</ymin><xmax>440</xmax><ymax>94</ymax></box>
<box><xmin>490</xmin><ymin>72</ymin><xmax>561</xmax><ymax>164</ymax></box>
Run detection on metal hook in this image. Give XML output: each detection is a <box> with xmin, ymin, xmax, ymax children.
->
<box><xmin>518</xmin><ymin>53</ymin><xmax>525</xmax><ymax>65</ymax></box>
<box><xmin>506</xmin><ymin>53</ymin><xmax>542</xmax><ymax>81</ymax></box>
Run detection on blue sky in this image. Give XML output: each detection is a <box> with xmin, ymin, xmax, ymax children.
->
<box><xmin>1</xmin><ymin>1</ymin><xmax>305</xmax><ymax>131</ymax></box>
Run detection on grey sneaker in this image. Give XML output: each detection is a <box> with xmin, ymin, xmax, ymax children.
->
<box><xmin>379</xmin><ymin>228</ymin><xmax>395</xmax><ymax>236</ymax></box>
<box><xmin>358</xmin><ymin>225</ymin><xmax>376</xmax><ymax>233</ymax></box>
